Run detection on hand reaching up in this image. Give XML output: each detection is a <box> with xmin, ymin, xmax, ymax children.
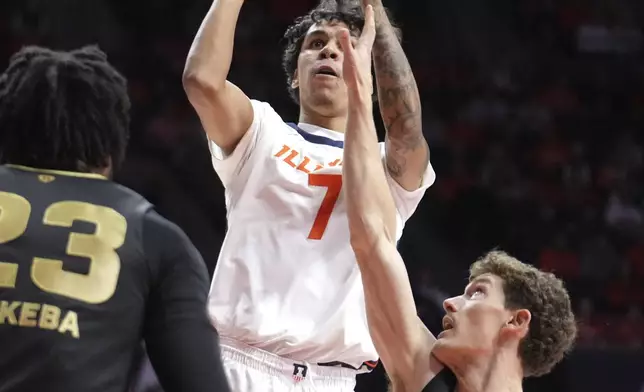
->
<box><xmin>338</xmin><ymin>4</ymin><xmax>376</xmax><ymax>100</ymax></box>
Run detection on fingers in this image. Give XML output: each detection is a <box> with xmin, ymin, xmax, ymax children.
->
<box><xmin>361</xmin><ymin>0</ymin><xmax>382</xmax><ymax>11</ymax></box>
<box><xmin>359</xmin><ymin>5</ymin><xmax>376</xmax><ymax>50</ymax></box>
<box><xmin>339</xmin><ymin>30</ymin><xmax>356</xmax><ymax>65</ymax></box>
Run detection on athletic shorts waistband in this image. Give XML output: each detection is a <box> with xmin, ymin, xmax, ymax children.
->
<box><xmin>220</xmin><ymin>336</ymin><xmax>360</xmax><ymax>385</ymax></box>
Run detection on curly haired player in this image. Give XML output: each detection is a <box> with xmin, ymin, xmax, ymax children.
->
<box><xmin>339</xmin><ymin>20</ymin><xmax>578</xmax><ymax>391</ymax></box>
<box><xmin>183</xmin><ymin>0</ymin><xmax>433</xmax><ymax>390</ymax></box>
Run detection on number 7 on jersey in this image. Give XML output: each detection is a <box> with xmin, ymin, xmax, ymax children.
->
<box><xmin>307</xmin><ymin>173</ymin><xmax>342</xmax><ymax>240</ymax></box>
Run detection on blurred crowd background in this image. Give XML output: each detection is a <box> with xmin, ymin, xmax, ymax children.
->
<box><xmin>1</xmin><ymin>0</ymin><xmax>643</xmax><ymax>391</ymax></box>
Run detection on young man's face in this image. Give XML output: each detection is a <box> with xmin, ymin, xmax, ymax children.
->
<box><xmin>292</xmin><ymin>21</ymin><xmax>359</xmax><ymax>117</ymax></box>
<box><xmin>432</xmin><ymin>273</ymin><xmax>520</xmax><ymax>362</ymax></box>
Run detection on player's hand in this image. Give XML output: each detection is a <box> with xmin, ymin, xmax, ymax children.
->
<box><xmin>360</xmin><ymin>0</ymin><xmax>385</xmax><ymax>29</ymax></box>
<box><xmin>339</xmin><ymin>4</ymin><xmax>376</xmax><ymax>98</ymax></box>
<box><xmin>361</xmin><ymin>0</ymin><xmax>384</xmax><ymax>12</ymax></box>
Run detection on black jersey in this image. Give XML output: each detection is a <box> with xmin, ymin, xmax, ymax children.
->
<box><xmin>0</xmin><ymin>165</ymin><xmax>229</xmax><ymax>392</ymax></box>
<box><xmin>422</xmin><ymin>368</ymin><xmax>457</xmax><ymax>392</ymax></box>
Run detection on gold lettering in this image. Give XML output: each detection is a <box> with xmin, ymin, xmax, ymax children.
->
<box><xmin>0</xmin><ymin>262</ymin><xmax>18</xmax><ymax>288</ymax></box>
<box><xmin>0</xmin><ymin>301</ymin><xmax>20</xmax><ymax>325</ymax></box>
<box><xmin>58</xmin><ymin>311</ymin><xmax>79</xmax><ymax>339</ymax></box>
<box><xmin>39</xmin><ymin>304</ymin><xmax>61</xmax><ymax>330</ymax></box>
<box><xmin>0</xmin><ymin>192</ymin><xmax>31</xmax><ymax>289</ymax></box>
<box><xmin>0</xmin><ymin>301</ymin><xmax>80</xmax><ymax>338</ymax></box>
<box><xmin>18</xmin><ymin>302</ymin><xmax>40</xmax><ymax>327</ymax></box>
<box><xmin>32</xmin><ymin>201</ymin><xmax>125</xmax><ymax>305</ymax></box>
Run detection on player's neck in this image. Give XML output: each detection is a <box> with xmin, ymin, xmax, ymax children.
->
<box><xmin>298</xmin><ymin>109</ymin><xmax>347</xmax><ymax>133</ymax></box>
<box><xmin>76</xmin><ymin>159</ymin><xmax>112</xmax><ymax>178</ymax></box>
<box><xmin>453</xmin><ymin>349</ymin><xmax>523</xmax><ymax>392</ymax></box>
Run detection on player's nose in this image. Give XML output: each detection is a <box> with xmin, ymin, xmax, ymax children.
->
<box><xmin>318</xmin><ymin>42</ymin><xmax>340</xmax><ymax>60</ymax></box>
<box><xmin>443</xmin><ymin>296</ymin><xmax>461</xmax><ymax>313</ymax></box>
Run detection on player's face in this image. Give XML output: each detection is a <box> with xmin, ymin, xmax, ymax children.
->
<box><xmin>432</xmin><ymin>274</ymin><xmax>523</xmax><ymax>363</ymax></box>
<box><xmin>293</xmin><ymin>21</ymin><xmax>358</xmax><ymax>116</ymax></box>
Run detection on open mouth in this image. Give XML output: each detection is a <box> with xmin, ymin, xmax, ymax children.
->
<box><xmin>442</xmin><ymin>316</ymin><xmax>455</xmax><ymax>331</ymax></box>
<box><xmin>315</xmin><ymin>66</ymin><xmax>338</xmax><ymax>77</ymax></box>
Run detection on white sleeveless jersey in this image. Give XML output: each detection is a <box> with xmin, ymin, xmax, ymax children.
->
<box><xmin>207</xmin><ymin>100</ymin><xmax>436</xmax><ymax>369</ymax></box>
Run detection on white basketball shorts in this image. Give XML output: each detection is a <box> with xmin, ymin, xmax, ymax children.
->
<box><xmin>220</xmin><ymin>337</ymin><xmax>358</xmax><ymax>392</ymax></box>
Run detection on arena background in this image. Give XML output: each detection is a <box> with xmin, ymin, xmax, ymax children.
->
<box><xmin>1</xmin><ymin>0</ymin><xmax>643</xmax><ymax>391</ymax></box>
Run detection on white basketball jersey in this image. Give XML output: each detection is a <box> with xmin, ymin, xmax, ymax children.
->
<box><xmin>207</xmin><ymin>100</ymin><xmax>436</xmax><ymax>369</ymax></box>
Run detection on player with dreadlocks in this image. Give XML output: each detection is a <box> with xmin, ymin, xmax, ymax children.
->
<box><xmin>183</xmin><ymin>0</ymin><xmax>434</xmax><ymax>390</ymax></box>
<box><xmin>0</xmin><ymin>46</ymin><xmax>230</xmax><ymax>392</ymax></box>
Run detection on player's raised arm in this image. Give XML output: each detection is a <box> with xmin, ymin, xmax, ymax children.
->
<box><xmin>182</xmin><ymin>0</ymin><xmax>253</xmax><ymax>155</ymax></box>
<box><xmin>341</xmin><ymin>8</ymin><xmax>443</xmax><ymax>392</ymax></box>
<box><xmin>142</xmin><ymin>211</ymin><xmax>231</xmax><ymax>392</ymax></box>
<box><xmin>366</xmin><ymin>0</ymin><xmax>429</xmax><ymax>191</ymax></box>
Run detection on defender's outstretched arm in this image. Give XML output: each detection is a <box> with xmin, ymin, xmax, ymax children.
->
<box><xmin>339</xmin><ymin>11</ymin><xmax>443</xmax><ymax>392</ymax></box>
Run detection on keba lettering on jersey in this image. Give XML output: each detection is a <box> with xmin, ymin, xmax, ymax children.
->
<box><xmin>0</xmin><ymin>164</ymin><xmax>229</xmax><ymax>392</ymax></box>
<box><xmin>0</xmin><ymin>189</ymin><xmax>125</xmax><ymax>341</ymax></box>
<box><xmin>0</xmin><ymin>301</ymin><xmax>79</xmax><ymax>338</ymax></box>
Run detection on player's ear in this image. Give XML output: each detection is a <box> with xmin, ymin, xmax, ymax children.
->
<box><xmin>504</xmin><ymin>308</ymin><xmax>531</xmax><ymax>340</ymax></box>
<box><xmin>291</xmin><ymin>69</ymin><xmax>299</xmax><ymax>89</ymax></box>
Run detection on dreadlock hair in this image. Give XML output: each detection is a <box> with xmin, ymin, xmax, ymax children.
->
<box><xmin>0</xmin><ymin>45</ymin><xmax>130</xmax><ymax>173</ymax></box>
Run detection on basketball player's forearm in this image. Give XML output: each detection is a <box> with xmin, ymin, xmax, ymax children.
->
<box><xmin>183</xmin><ymin>0</ymin><xmax>244</xmax><ymax>90</ymax></box>
<box><xmin>344</xmin><ymin>92</ymin><xmax>428</xmax><ymax>384</ymax></box>
<box><xmin>356</xmin><ymin>239</ymin><xmax>435</xmax><ymax>390</ymax></box>
<box><xmin>371</xmin><ymin>7</ymin><xmax>428</xmax><ymax>191</ymax></box>
<box><xmin>344</xmin><ymin>95</ymin><xmax>397</xmax><ymax>249</ymax></box>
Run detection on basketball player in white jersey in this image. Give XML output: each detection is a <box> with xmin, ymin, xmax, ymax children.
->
<box><xmin>340</xmin><ymin>28</ymin><xmax>578</xmax><ymax>391</ymax></box>
<box><xmin>182</xmin><ymin>0</ymin><xmax>433</xmax><ymax>390</ymax></box>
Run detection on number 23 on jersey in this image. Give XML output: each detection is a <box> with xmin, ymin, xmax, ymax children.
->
<box><xmin>0</xmin><ymin>191</ymin><xmax>126</xmax><ymax>305</ymax></box>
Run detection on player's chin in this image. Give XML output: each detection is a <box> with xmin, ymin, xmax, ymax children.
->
<box><xmin>431</xmin><ymin>338</ymin><xmax>460</xmax><ymax>367</ymax></box>
<box><xmin>309</xmin><ymin>81</ymin><xmax>342</xmax><ymax>95</ymax></box>
<box><xmin>308</xmin><ymin>88</ymin><xmax>343</xmax><ymax>107</ymax></box>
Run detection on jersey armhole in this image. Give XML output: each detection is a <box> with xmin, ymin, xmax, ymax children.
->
<box><xmin>379</xmin><ymin>143</ymin><xmax>436</xmax><ymax>223</ymax></box>
<box><xmin>208</xmin><ymin>105</ymin><xmax>258</xmax><ymax>162</ymax></box>
<box><xmin>208</xmin><ymin>100</ymin><xmax>266</xmax><ymax>188</ymax></box>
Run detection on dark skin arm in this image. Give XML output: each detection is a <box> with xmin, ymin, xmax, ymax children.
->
<box><xmin>368</xmin><ymin>0</ymin><xmax>429</xmax><ymax>191</ymax></box>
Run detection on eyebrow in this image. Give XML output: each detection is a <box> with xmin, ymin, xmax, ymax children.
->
<box><xmin>305</xmin><ymin>28</ymin><xmax>358</xmax><ymax>42</ymax></box>
<box><xmin>304</xmin><ymin>30</ymin><xmax>329</xmax><ymax>41</ymax></box>
<box><xmin>464</xmin><ymin>276</ymin><xmax>494</xmax><ymax>293</ymax></box>
<box><xmin>471</xmin><ymin>276</ymin><xmax>493</xmax><ymax>286</ymax></box>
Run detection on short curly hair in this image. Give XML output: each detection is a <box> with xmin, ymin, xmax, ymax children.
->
<box><xmin>281</xmin><ymin>0</ymin><xmax>365</xmax><ymax>104</ymax></box>
<box><xmin>469</xmin><ymin>251</ymin><xmax>577</xmax><ymax>377</ymax></box>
